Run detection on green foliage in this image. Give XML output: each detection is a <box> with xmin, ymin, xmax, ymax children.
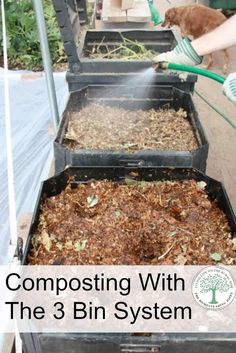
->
<box><xmin>210</xmin><ymin>252</ymin><xmax>222</xmax><ymax>262</ymax></box>
<box><xmin>86</xmin><ymin>1</ymin><xmax>94</xmax><ymax>22</ymax></box>
<box><xmin>0</xmin><ymin>0</ymin><xmax>66</xmax><ymax>70</ymax></box>
<box><xmin>124</xmin><ymin>178</ymin><xmax>148</xmax><ymax>187</ymax></box>
<box><xmin>74</xmin><ymin>240</ymin><xmax>87</xmax><ymax>252</ymax></box>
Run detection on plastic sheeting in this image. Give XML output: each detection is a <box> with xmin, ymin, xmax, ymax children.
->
<box><xmin>0</xmin><ymin>70</ymin><xmax>69</xmax><ymax>265</ymax></box>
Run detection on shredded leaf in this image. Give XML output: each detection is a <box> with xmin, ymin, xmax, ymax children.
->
<box><xmin>232</xmin><ymin>238</ymin><xmax>236</xmax><ymax>250</ymax></box>
<box><xmin>114</xmin><ymin>210</ymin><xmax>122</xmax><ymax>218</ymax></box>
<box><xmin>64</xmin><ymin>103</ymin><xmax>198</xmax><ymax>153</ymax></box>
<box><xmin>56</xmin><ymin>242</ymin><xmax>63</xmax><ymax>251</ymax></box>
<box><xmin>137</xmin><ymin>181</ymin><xmax>148</xmax><ymax>189</ymax></box>
<box><xmin>41</xmin><ymin>230</ymin><xmax>52</xmax><ymax>252</ymax></box>
<box><xmin>65</xmin><ymin>240</ymin><xmax>73</xmax><ymax>249</ymax></box>
<box><xmin>74</xmin><ymin>240</ymin><xmax>87</xmax><ymax>252</ymax></box>
<box><xmin>87</xmin><ymin>195</ymin><xmax>99</xmax><ymax>208</ymax></box>
<box><xmin>197</xmin><ymin>181</ymin><xmax>207</xmax><ymax>190</ymax></box>
<box><xmin>124</xmin><ymin>178</ymin><xmax>138</xmax><ymax>186</ymax></box>
<box><xmin>168</xmin><ymin>230</ymin><xmax>177</xmax><ymax>238</ymax></box>
<box><xmin>210</xmin><ymin>252</ymin><xmax>222</xmax><ymax>262</ymax></box>
<box><xmin>174</xmin><ymin>254</ymin><xmax>187</xmax><ymax>265</ymax></box>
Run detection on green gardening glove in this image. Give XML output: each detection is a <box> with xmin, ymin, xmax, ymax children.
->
<box><xmin>153</xmin><ymin>38</ymin><xmax>203</xmax><ymax>66</ymax></box>
<box><xmin>223</xmin><ymin>73</ymin><xmax>236</xmax><ymax>105</ymax></box>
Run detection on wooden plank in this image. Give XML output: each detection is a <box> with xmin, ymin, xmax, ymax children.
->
<box><xmin>95</xmin><ymin>19</ymin><xmax>152</xmax><ymax>29</ymax></box>
<box><xmin>102</xmin><ymin>0</ymin><xmax>127</xmax><ymax>22</ymax></box>
<box><xmin>127</xmin><ymin>0</ymin><xmax>151</xmax><ymax>22</ymax></box>
<box><xmin>121</xmin><ymin>0</ymin><xmax>135</xmax><ymax>10</ymax></box>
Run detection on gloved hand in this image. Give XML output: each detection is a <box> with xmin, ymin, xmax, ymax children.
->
<box><xmin>153</xmin><ymin>38</ymin><xmax>203</xmax><ymax>66</ymax></box>
<box><xmin>223</xmin><ymin>73</ymin><xmax>236</xmax><ymax>104</ymax></box>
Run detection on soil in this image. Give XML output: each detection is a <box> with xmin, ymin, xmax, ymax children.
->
<box><xmin>63</xmin><ymin>103</ymin><xmax>199</xmax><ymax>152</ymax></box>
<box><xmin>52</xmin><ymin>61</ymin><xmax>68</xmax><ymax>72</ymax></box>
<box><xmin>0</xmin><ymin>56</ymin><xmax>68</xmax><ymax>72</ymax></box>
<box><xmin>28</xmin><ymin>179</ymin><xmax>236</xmax><ymax>266</ymax></box>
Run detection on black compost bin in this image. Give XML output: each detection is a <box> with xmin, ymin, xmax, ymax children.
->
<box><xmin>66</xmin><ymin>29</ymin><xmax>197</xmax><ymax>92</ymax></box>
<box><xmin>23</xmin><ymin>332</ymin><xmax>236</xmax><ymax>353</ymax></box>
<box><xmin>78</xmin><ymin>30</ymin><xmax>179</xmax><ymax>73</ymax></box>
<box><xmin>54</xmin><ymin>85</ymin><xmax>208</xmax><ymax>173</ymax></box>
<box><xmin>66</xmin><ymin>70</ymin><xmax>197</xmax><ymax>92</ymax></box>
<box><xmin>22</xmin><ymin>166</ymin><xmax>236</xmax><ymax>353</ymax></box>
<box><xmin>66</xmin><ymin>30</ymin><xmax>197</xmax><ymax>91</ymax></box>
<box><xmin>51</xmin><ymin>0</ymin><xmax>197</xmax><ymax>91</ymax></box>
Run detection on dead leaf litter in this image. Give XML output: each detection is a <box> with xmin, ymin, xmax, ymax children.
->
<box><xmin>63</xmin><ymin>103</ymin><xmax>198</xmax><ymax>152</ymax></box>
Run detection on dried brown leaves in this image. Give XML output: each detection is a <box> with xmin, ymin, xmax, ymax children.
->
<box><xmin>63</xmin><ymin>103</ymin><xmax>198</xmax><ymax>152</ymax></box>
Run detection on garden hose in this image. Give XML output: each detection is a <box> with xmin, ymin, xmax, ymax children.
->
<box><xmin>194</xmin><ymin>89</ymin><xmax>236</xmax><ymax>130</ymax></box>
<box><xmin>157</xmin><ymin>62</ymin><xmax>225</xmax><ymax>84</ymax></box>
<box><xmin>153</xmin><ymin>62</ymin><xmax>236</xmax><ymax>129</ymax></box>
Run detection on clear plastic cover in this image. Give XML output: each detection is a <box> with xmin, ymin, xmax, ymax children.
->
<box><xmin>0</xmin><ymin>69</ymin><xmax>68</xmax><ymax>265</ymax></box>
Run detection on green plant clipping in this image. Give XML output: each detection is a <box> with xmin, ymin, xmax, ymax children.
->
<box><xmin>114</xmin><ymin>210</ymin><xmax>122</xmax><ymax>218</ymax></box>
<box><xmin>87</xmin><ymin>195</ymin><xmax>99</xmax><ymax>208</ymax></box>
<box><xmin>74</xmin><ymin>240</ymin><xmax>87</xmax><ymax>252</ymax></box>
<box><xmin>0</xmin><ymin>0</ymin><xmax>66</xmax><ymax>70</ymax></box>
<box><xmin>168</xmin><ymin>230</ymin><xmax>177</xmax><ymax>238</ymax></box>
<box><xmin>41</xmin><ymin>229</ymin><xmax>52</xmax><ymax>252</ymax></box>
<box><xmin>124</xmin><ymin>179</ymin><xmax>148</xmax><ymax>187</ymax></box>
<box><xmin>87</xmin><ymin>35</ymin><xmax>156</xmax><ymax>60</ymax></box>
<box><xmin>210</xmin><ymin>252</ymin><xmax>222</xmax><ymax>262</ymax></box>
<box><xmin>124</xmin><ymin>178</ymin><xmax>137</xmax><ymax>186</ymax></box>
<box><xmin>232</xmin><ymin>238</ymin><xmax>236</xmax><ymax>250</ymax></box>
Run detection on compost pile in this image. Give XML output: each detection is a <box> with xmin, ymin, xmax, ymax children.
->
<box><xmin>84</xmin><ymin>36</ymin><xmax>155</xmax><ymax>60</ymax></box>
<box><xmin>63</xmin><ymin>103</ymin><xmax>198</xmax><ymax>152</ymax></box>
<box><xmin>28</xmin><ymin>179</ymin><xmax>236</xmax><ymax>265</ymax></box>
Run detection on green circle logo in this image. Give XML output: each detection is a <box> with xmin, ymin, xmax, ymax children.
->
<box><xmin>192</xmin><ymin>267</ymin><xmax>236</xmax><ymax>310</ymax></box>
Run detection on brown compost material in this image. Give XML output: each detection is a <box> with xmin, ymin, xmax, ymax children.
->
<box><xmin>63</xmin><ymin>103</ymin><xmax>199</xmax><ymax>152</ymax></box>
<box><xmin>28</xmin><ymin>179</ymin><xmax>235</xmax><ymax>265</ymax></box>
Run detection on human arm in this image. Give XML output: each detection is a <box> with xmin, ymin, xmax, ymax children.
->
<box><xmin>192</xmin><ymin>14</ymin><xmax>236</xmax><ymax>56</ymax></box>
<box><xmin>153</xmin><ymin>14</ymin><xmax>236</xmax><ymax>65</ymax></box>
<box><xmin>152</xmin><ymin>14</ymin><xmax>236</xmax><ymax>104</ymax></box>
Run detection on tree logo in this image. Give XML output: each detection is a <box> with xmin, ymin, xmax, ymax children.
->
<box><xmin>192</xmin><ymin>267</ymin><xmax>235</xmax><ymax>310</ymax></box>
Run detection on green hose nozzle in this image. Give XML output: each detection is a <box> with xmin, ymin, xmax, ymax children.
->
<box><xmin>147</xmin><ymin>0</ymin><xmax>163</xmax><ymax>26</ymax></box>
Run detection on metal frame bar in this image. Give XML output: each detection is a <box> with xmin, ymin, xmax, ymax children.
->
<box><xmin>33</xmin><ymin>0</ymin><xmax>60</xmax><ymax>131</ymax></box>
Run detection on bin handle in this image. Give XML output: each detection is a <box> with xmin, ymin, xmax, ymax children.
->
<box><xmin>119</xmin><ymin>159</ymin><xmax>145</xmax><ymax>167</ymax></box>
<box><xmin>120</xmin><ymin>343</ymin><xmax>160</xmax><ymax>353</ymax></box>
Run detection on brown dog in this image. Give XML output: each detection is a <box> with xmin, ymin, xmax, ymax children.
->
<box><xmin>162</xmin><ymin>4</ymin><xmax>229</xmax><ymax>72</ymax></box>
